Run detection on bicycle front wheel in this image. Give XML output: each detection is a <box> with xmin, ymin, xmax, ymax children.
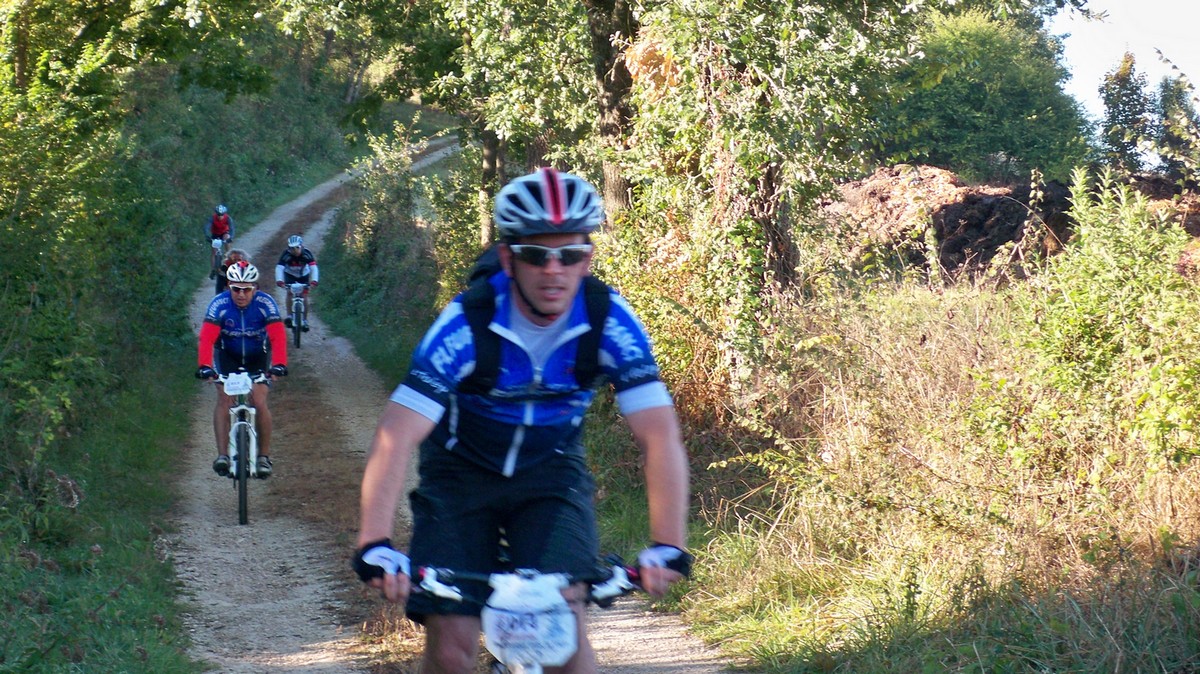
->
<box><xmin>236</xmin><ymin>424</ymin><xmax>250</xmax><ymax>525</ymax></box>
<box><xmin>292</xmin><ymin>300</ymin><xmax>303</xmax><ymax>349</ymax></box>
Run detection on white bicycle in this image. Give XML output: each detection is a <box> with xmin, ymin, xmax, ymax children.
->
<box><xmin>210</xmin><ymin>237</ymin><xmax>227</xmax><ymax>278</ymax></box>
<box><xmin>413</xmin><ymin>558</ymin><xmax>641</xmax><ymax>674</ymax></box>
<box><xmin>286</xmin><ymin>282</ymin><xmax>311</xmax><ymax>349</ymax></box>
<box><xmin>215</xmin><ymin>370</ymin><xmax>268</xmax><ymax>525</ymax></box>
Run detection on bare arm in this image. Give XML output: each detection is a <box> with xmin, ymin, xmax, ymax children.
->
<box><xmin>357</xmin><ymin>401</ymin><xmax>437</xmax><ymax>546</ymax></box>
<box><xmin>625</xmin><ymin>404</ymin><xmax>690</xmax><ymax>596</ymax></box>
<box><xmin>625</xmin><ymin>405</ymin><xmax>690</xmax><ymax>549</ymax></box>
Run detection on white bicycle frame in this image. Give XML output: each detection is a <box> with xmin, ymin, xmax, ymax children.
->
<box><xmin>220</xmin><ymin>371</ymin><xmax>261</xmax><ymax>478</ymax></box>
<box><xmin>287</xmin><ymin>282</ymin><xmax>308</xmax><ymax>321</ymax></box>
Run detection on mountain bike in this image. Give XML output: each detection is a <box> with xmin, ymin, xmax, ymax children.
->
<box><xmin>210</xmin><ymin>237</ymin><xmax>227</xmax><ymax>280</ymax></box>
<box><xmin>413</xmin><ymin>557</ymin><xmax>642</xmax><ymax>674</ymax></box>
<box><xmin>215</xmin><ymin>370</ymin><xmax>269</xmax><ymax>525</ymax></box>
<box><xmin>286</xmin><ymin>282</ymin><xmax>310</xmax><ymax>349</ymax></box>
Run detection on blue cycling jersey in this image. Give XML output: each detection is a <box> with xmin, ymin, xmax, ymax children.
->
<box><xmin>203</xmin><ymin>291</ymin><xmax>283</xmax><ymax>361</ymax></box>
<box><xmin>391</xmin><ymin>272</ymin><xmax>672</xmax><ymax>476</ymax></box>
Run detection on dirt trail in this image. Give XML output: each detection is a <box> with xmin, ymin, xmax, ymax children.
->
<box><xmin>166</xmin><ymin>154</ymin><xmax>730</xmax><ymax>673</ymax></box>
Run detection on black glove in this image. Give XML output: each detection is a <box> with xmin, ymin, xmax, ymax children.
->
<box><xmin>637</xmin><ymin>543</ymin><xmax>695</xmax><ymax>578</ymax></box>
<box><xmin>195</xmin><ymin>366</ymin><xmax>218</xmax><ymax>380</ymax></box>
<box><xmin>353</xmin><ymin>538</ymin><xmax>411</xmax><ymax>583</ymax></box>
<box><xmin>268</xmin><ymin>364</ymin><xmax>288</xmax><ymax>378</ymax></box>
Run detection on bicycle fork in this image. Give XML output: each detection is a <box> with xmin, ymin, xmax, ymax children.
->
<box><xmin>227</xmin><ymin>404</ymin><xmax>259</xmax><ymax>479</ymax></box>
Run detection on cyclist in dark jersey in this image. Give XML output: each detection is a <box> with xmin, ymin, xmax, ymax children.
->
<box><xmin>353</xmin><ymin>169</ymin><xmax>693</xmax><ymax>674</ymax></box>
<box><xmin>195</xmin><ymin>261</ymin><xmax>288</xmax><ymax>478</ymax></box>
<box><xmin>274</xmin><ymin>234</ymin><xmax>319</xmax><ymax>331</ymax></box>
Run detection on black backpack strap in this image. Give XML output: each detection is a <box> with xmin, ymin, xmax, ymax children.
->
<box><xmin>458</xmin><ymin>277</ymin><xmax>501</xmax><ymax>395</ymax></box>
<box><xmin>458</xmin><ymin>274</ymin><xmax>612</xmax><ymax>394</ymax></box>
<box><xmin>573</xmin><ymin>276</ymin><xmax>611</xmax><ymax>389</ymax></box>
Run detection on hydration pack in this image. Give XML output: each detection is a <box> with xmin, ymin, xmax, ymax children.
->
<box><xmin>458</xmin><ymin>245</ymin><xmax>610</xmax><ymax>395</ymax></box>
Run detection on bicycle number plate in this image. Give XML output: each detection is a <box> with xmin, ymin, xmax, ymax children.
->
<box><xmin>482</xmin><ymin>607</ymin><xmax>576</xmax><ymax>667</ymax></box>
<box><xmin>212</xmin><ymin>238</ymin><xmax>224</xmax><ymax>249</ymax></box>
<box><xmin>223</xmin><ymin>372</ymin><xmax>253</xmax><ymax>396</ymax></box>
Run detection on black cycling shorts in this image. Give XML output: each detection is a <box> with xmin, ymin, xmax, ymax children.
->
<box><xmin>216</xmin><ymin>347</ymin><xmax>268</xmax><ymax>376</ymax></box>
<box><xmin>404</xmin><ymin>443</ymin><xmax>599</xmax><ymax>624</ymax></box>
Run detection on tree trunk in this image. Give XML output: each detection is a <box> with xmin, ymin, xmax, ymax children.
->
<box><xmin>11</xmin><ymin>1</ymin><xmax>31</xmax><ymax>92</ymax></box>
<box><xmin>525</xmin><ymin>134</ymin><xmax>550</xmax><ymax>171</ymax></box>
<box><xmin>344</xmin><ymin>60</ymin><xmax>366</xmax><ymax>104</ymax></box>
<box><xmin>581</xmin><ymin>0</ymin><xmax>636</xmax><ymax>220</ymax></box>
<box><xmin>751</xmin><ymin>163</ymin><xmax>798</xmax><ymax>287</ymax></box>
<box><xmin>480</xmin><ymin>128</ymin><xmax>502</xmax><ymax>247</ymax></box>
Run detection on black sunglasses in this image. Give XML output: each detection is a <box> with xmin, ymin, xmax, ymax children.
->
<box><xmin>229</xmin><ymin>285</ymin><xmax>255</xmax><ymax>294</ymax></box>
<box><xmin>508</xmin><ymin>244</ymin><xmax>593</xmax><ymax>267</ymax></box>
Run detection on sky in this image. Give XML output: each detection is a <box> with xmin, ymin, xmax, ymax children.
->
<box><xmin>1048</xmin><ymin>0</ymin><xmax>1200</xmax><ymax>122</ymax></box>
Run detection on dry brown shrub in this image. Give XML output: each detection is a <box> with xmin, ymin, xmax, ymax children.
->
<box><xmin>625</xmin><ymin>38</ymin><xmax>681</xmax><ymax>99</ymax></box>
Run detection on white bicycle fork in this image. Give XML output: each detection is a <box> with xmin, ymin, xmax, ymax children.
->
<box><xmin>228</xmin><ymin>403</ymin><xmax>259</xmax><ymax>478</ymax></box>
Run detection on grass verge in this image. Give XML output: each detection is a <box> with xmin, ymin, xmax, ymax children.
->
<box><xmin>1</xmin><ymin>343</ymin><xmax>203</xmax><ymax>673</ymax></box>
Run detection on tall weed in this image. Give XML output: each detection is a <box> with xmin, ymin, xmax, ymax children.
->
<box><xmin>693</xmin><ymin>170</ymin><xmax>1200</xmax><ymax>671</ymax></box>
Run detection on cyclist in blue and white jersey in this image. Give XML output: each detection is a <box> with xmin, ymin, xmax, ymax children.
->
<box><xmin>196</xmin><ymin>261</ymin><xmax>288</xmax><ymax>478</ymax></box>
<box><xmin>353</xmin><ymin>168</ymin><xmax>693</xmax><ymax>674</ymax></box>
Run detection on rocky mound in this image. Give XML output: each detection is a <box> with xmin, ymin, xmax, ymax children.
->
<box><xmin>824</xmin><ymin>165</ymin><xmax>1073</xmax><ymax>277</ymax></box>
<box><xmin>825</xmin><ymin>165</ymin><xmax>1200</xmax><ymax>281</ymax></box>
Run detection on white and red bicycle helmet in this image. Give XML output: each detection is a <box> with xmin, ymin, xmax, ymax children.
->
<box><xmin>493</xmin><ymin>168</ymin><xmax>604</xmax><ymax>240</ymax></box>
<box><xmin>225</xmin><ymin>261</ymin><xmax>260</xmax><ymax>284</ymax></box>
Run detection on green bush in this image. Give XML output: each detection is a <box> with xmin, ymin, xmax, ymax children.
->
<box><xmin>319</xmin><ymin>124</ymin><xmax>442</xmax><ymax>380</ymax></box>
<box><xmin>1014</xmin><ymin>169</ymin><xmax>1200</xmax><ymax>464</ymax></box>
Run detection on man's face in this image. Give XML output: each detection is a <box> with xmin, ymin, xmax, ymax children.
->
<box><xmin>290</xmin><ymin>246</ymin><xmax>302</xmax><ymax>256</ymax></box>
<box><xmin>500</xmin><ymin>232</ymin><xmax>593</xmax><ymax>325</ymax></box>
<box><xmin>229</xmin><ymin>283</ymin><xmax>256</xmax><ymax>308</ymax></box>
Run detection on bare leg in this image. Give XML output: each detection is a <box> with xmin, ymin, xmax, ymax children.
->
<box><xmin>214</xmin><ymin>387</ymin><xmax>232</xmax><ymax>456</ymax></box>
<box><xmin>547</xmin><ymin>586</ymin><xmax>596</xmax><ymax>674</ymax></box>
<box><xmin>251</xmin><ymin>383</ymin><xmax>272</xmax><ymax>456</ymax></box>
<box><xmin>421</xmin><ymin>615</ymin><xmax>482</xmax><ymax>674</ymax></box>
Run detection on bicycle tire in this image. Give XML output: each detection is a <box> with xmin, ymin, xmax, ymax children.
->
<box><xmin>292</xmin><ymin>298</ymin><xmax>303</xmax><ymax>349</ymax></box>
<box><xmin>236</xmin><ymin>422</ymin><xmax>250</xmax><ymax>525</ymax></box>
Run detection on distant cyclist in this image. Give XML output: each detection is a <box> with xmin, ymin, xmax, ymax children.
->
<box><xmin>196</xmin><ymin>261</ymin><xmax>288</xmax><ymax>478</ymax></box>
<box><xmin>353</xmin><ymin>168</ymin><xmax>692</xmax><ymax>674</ymax></box>
<box><xmin>274</xmin><ymin>234</ymin><xmax>319</xmax><ymax>332</ymax></box>
<box><xmin>214</xmin><ymin>248</ymin><xmax>250</xmax><ymax>295</ymax></box>
<box><xmin>206</xmin><ymin>204</ymin><xmax>235</xmax><ymax>280</ymax></box>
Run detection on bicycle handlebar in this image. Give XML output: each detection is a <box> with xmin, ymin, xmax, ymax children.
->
<box><xmin>212</xmin><ymin>372</ymin><xmax>270</xmax><ymax>385</ymax></box>
<box><xmin>413</xmin><ymin>555</ymin><xmax>642</xmax><ymax>607</ymax></box>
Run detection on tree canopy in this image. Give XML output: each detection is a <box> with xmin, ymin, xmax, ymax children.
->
<box><xmin>875</xmin><ymin>9</ymin><xmax>1092</xmax><ymax>183</ymax></box>
<box><xmin>1100</xmin><ymin>51</ymin><xmax>1152</xmax><ymax>173</ymax></box>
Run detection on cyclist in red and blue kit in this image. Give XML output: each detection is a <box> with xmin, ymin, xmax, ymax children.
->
<box><xmin>353</xmin><ymin>168</ymin><xmax>693</xmax><ymax>674</ymax></box>
<box><xmin>206</xmin><ymin>204</ymin><xmax>235</xmax><ymax>280</ymax></box>
<box><xmin>195</xmin><ymin>261</ymin><xmax>288</xmax><ymax>478</ymax></box>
